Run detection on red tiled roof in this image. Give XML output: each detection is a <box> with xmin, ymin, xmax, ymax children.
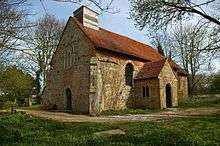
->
<box><xmin>71</xmin><ymin>17</ymin><xmax>164</xmax><ymax>61</ymax></box>
<box><xmin>135</xmin><ymin>59</ymin><xmax>166</xmax><ymax>80</ymax></box>
<box><xmin>135</xmin><ymin>58</ymin><xmax>188</xmax><ymax>80</ymax></box>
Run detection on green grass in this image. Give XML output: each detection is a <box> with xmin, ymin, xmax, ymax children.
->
<box><xmin>100</xmin><ymin>108</ymin><xmax>159</xmax><ymax>116</ymax></box>
<box><xmin>1</xmin><ymin>112</ymin><xmax>220</xmax><ymax>146</ymax></box>
<box><xmin>179</xmin><ymin>97</ymin><xmax>220</xmax><ymax>108</ymax></box>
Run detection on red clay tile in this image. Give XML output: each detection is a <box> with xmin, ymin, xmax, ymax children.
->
<box><xmin>135</xmin><ymin>59</ymin><xmax>166</xmax><ymax>80</ymax></box>
<box><xmin>71</xmin><ymin>17</ymin><xmax>163</xmax><ymax>62</ymax></box>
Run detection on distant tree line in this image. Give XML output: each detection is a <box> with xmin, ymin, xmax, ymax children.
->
<box><xmin>191</xmin><ymin>72</ymin><xmax>220</xmax><ymax>95</ymax></box>
<box><xmin>0</xmin><ymin>66</ymin><xmax>34</xmax><ymax>109</ymax></box>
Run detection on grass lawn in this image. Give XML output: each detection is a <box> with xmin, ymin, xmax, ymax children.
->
<box><xmin>1</xmin><ymin>111</ymin><xmax>220</xmax><ymax>146</ymax></box>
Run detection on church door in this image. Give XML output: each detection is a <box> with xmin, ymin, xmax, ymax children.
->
<box><xmin>165</xmin><ymin>84</ymin><xmax>172</xmax><ymax>108</ymax></box>
<box><xmin>66</xmin><ymin>88</ymin><xmax>72</xmax><ymax>110</ymax></box>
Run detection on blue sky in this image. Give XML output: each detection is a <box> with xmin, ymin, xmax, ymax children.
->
<box><xmin>30</xmin><ymin>0</ymin><xmax>150</xmax><ymax>44</ymax></box>
<box><xmin>30</xmin><ymin>0</ymin><xmax>219</xmax><ymax>72</ymax></box>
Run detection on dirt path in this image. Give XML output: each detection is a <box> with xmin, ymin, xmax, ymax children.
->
<box><xmin>18</xmin><ymin>107</ymin><xmax>219</xmax><ymax>123</ymax></box>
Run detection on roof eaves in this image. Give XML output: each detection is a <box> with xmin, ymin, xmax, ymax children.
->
<box><xmin>95</xmin><ymin>46</ymin><xmax>150</xmax><ymax>61</ymax></box>
<box><xmin>134</xmin><ymin>76</ymin><xmax>158</xmax><ymax>81</ymax></box>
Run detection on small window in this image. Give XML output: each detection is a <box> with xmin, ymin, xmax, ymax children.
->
<box><xmin>143</xmin><ymin>85</ymin><xmax>149</xmax><ymax>97</ymax></box>
<box><xmin>65</xmin><ymin>52</ymin><xmax>68</xmax><ymax>68</ymax></box>
<box><xmin>63</xmin><ymin>55</ymin><xmax>66</xmax><ymax>69</ymax></box>
<box><xmin>142</xmin><ymin>86</ymin><xmax>146</xmax><ymax>97</ymax></box>
<box><xmin>68</xmin><ymin>52</ymin><xmax>71</xmax><ymax>66</ymax></box>
<box><xmin>178</xmin><ymin>77</ymin><xmax>183</xmax><ymax>90</ymax></box>
<box><xmin>146</xmin><ymin>86</ymin><xmax>149</xmax><ymax>97</ymax></box>
<box><xmin>125</xmin><ymin>63</ymin><xmax>134</xmax><ymax>86</ymax></box>
<box><xmin>72</xmin><ymin>52</ymin><xmax>75</xmax><ymax>64</ymax></box>
<box><xmin>64</xmin><ymin>53</ymin><xmax>68</xmax><ymax>69</ymax></box>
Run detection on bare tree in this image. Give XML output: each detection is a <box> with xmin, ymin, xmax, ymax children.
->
<box><xmin>129</xmin><ymin>0</ymin><xmax>220</xmax><ymax>30</ymax></box>
<box><xmin>150</xmin><ymin>31</ymin><xmax>174</xmax><ymax>58</ymax></box>
<box><xmin>32</xmin><ymin>14</ymin><xmax>65</xmax><ymax>92</ymax></box>
<box><xmin>0</xmin><ymin>0</ymin><xmax>33</xmax><ymax>57</ymax></box>
<box><xmin>172</xmin><ymin>21</ymin><xmax>218</xmax><ymax>94</ymax></box>
<box><xmin>0</xmin><ymin>58</ymin><xmax>6</xmax><ymax>71</ymax></box>
<box><xmin>154</xmin><ymin>39</ymin><xmax>165</xmax><ymax>56</ymax></box>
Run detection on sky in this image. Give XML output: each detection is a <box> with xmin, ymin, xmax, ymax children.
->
<box><xmin>30</xmin><ymin>0</ymin><xmax>150</xmax><ymax>43</ymax></box>
<box><xmin>29</xmin><ymin>0</ymin><xmax>220</xmax><ymax>72</ymax></box>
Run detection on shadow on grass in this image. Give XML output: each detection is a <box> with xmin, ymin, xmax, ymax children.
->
<box><xmin>19</xmin><ymin>104</ymin><xmax>42</xmax><ymax>111</ymax></box>
<box><xmin>100</xmin><ymin>108</ymin><xmax>160</xmax><ymax>116</ymax></box>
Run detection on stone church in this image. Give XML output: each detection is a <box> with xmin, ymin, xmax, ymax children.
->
<box><xmin>42</xmin><ymin>6</ymin><xmax>188</xmax><ymax>115</ymax></box>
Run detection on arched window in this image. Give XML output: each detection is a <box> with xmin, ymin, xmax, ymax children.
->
<box><xmin>65</xmin><ymin>52</ymin><xmax>68</xmax><ymax>68</ymax></box>
<box><xmin>68</xmin><ymin>52</ymin><xmax>71</xmax><ymax>66</ymax></box>
<box><xmin>143</xmin><ymin>85</ymin><xmax>149</xmax><ymax>97</ymax></box>
<box><xmin>142</xmin><ymin>86</ymin><xmax>146</xmax><ymax>97</ymax></box>
<box><xmin>63</xmin><ymin>54</ymin><xmax>66</xmax><ymax>69</ymax></box>
<box><xmin>146</xmin><ymin>86</ymin><xmax>149</xmax><ymax>97</ymax></box>
<box><xmin>125</xmin><ymin>63</ymin><xmax>134</xmax><ymax>86</ymax></box>
<box><xmin>178</xmin><ymin>77</ymin><xmax>182</xmax><ymax>90</ymax></box>
<box><xmin>71</xmin><ymin>45</ymin><xmax>75</xmax><ymax>64</ymax></box>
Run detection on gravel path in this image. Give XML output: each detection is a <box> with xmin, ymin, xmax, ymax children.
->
<box><xmin>18</xmin><ymin>107</ymin><xmax>219</xmax><ymax>123</ymax></box>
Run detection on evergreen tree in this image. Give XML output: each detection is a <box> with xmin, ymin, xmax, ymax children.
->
<box><xmin>157</xmin><ymin>42</ymin><xmax>165</xmax><ymax>56</ymax></box>
<box><xmin>0</xmin><ymin>67</ymin><xmax>34</xmax><ymax>104</ymax></box>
